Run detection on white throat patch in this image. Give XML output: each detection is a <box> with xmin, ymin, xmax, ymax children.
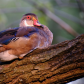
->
<box><xmin>24</xmin><ymin>20</ymin><xmax>33</xmax><ymax>26</ymax></box>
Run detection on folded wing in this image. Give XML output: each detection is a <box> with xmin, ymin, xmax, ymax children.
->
<box><xmin>0</xmin><ymin>27</ymin><xmax>38</xmax><ymax>45</ymax></box>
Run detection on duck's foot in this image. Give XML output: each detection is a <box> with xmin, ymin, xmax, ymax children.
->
<box><xmin>18</xmin><ymin>56</ymin><xmax>24</xmax><ymax>59</ymax></box>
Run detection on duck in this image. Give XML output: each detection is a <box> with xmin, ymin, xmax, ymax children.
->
<box><xmin>0</xmin><ymin>13</ymin><xmax>53</xmax><ymax>62</ymax></box>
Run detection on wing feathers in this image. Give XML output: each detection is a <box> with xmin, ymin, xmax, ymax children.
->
<box><xmin>0</xmin><ymin>27</ymin><xmax>39</xmax><ymax>45</ymax></box>
<box><xmin>0</xmin><ymin>28</ymin><xmax>18</xmax><ymax>45</ymax></box>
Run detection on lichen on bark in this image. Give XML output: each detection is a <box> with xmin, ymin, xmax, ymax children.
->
<box><xmin>0</xmin><ymin>34</ymin><xmax>84</xmax><ymax>84</ymax></box>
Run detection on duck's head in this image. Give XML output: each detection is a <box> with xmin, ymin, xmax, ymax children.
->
<box><xmin>19</xmin><ymin>13</ymin><xmax>43</xmax><ymax>27</ymax></box>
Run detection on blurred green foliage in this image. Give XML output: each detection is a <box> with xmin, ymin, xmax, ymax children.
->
<box><xmin>0</xmin><ymin>0</ymin><xmax>84</xmax><ymax>44</ymax></box>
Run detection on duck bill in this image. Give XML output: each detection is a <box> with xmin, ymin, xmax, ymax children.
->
<box><xmin>33</xmin><ymin>20</ymin><xmax>41</xmax><ymax>26</ymax></box>
<box><xmin>33</xmin><ymin>17</ymin><xmax>43</xmax><ymax>27</ymax></box>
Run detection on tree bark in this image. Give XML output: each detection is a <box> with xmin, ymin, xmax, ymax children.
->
<box><xmin>0</xmin><ymin>34</ymin><xmax>84</xmax><ymax>84</ymax></box>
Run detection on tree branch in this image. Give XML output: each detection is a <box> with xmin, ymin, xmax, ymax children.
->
<box><xmin>76</xmin><ymin>0</ymin><xmax>84</xmax><ymax>20</ymax></box>
<box><xmin>26</xmin><ymin>0</ymin><xmax>79</xmax><ymax>37</ymax></box>
<box><xmin>54</xmin><ymin>9</ymin><xmax>84</xmax><ymax>26</ymax></box>
<box><xmin>55</xmin><ymin>0</ymin><xmax>84</xmax><ymax>8</ymax></box>
<box><xmin>0</xmin><ymin>34</ymin><xmax>84</xmax><ymax>84</ymax></box>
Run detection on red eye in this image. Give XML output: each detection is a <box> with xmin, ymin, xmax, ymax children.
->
<box><xmin>27</xmin><ymin>16</ymin><xmax>31</xmax><ymax>19</ymax></box>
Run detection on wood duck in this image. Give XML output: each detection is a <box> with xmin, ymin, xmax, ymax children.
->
<box><xmin>0</xmin><ymin>13</ymin><xmax>53</xmax><ymax>62</ymax></box>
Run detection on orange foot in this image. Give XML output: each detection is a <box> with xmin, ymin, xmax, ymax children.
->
<box><xmin>18</xmin><ymin>56</ymin><xmax>24</xmax><ymax>59</ymax></box>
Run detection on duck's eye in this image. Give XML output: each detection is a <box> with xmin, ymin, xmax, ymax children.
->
<box><xmin>27</xmin><ymin>16</ymin><xmax>31</xmax><ymax>19</ymax></box>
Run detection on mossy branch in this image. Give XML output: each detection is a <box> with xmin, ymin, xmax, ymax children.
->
<box><xmin>0</xmin><ymin>34</ymin><xmax>84</xmax><ymax>84</ymax></box>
